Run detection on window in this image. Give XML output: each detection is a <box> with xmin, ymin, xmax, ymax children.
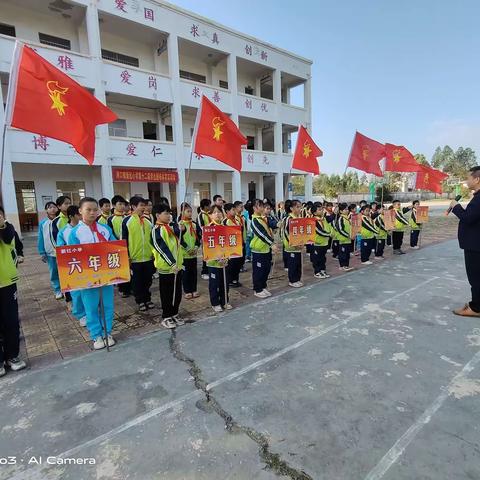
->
<box><xmin>165</xmin><ymin>125</ymin><xmax>173</xmax><ymax>141</ymax></box>
<box><xmin>143</xmin><ymin>122</ymin><xmax>157</xmax><ymax>140</ymax></box>
<box><xmin>39</xmin><ymin>33</ymin><xmax>71</xmax><ymax>50</ymax></box>
<box><xmin>108</xmin><ymin>119</ymin><xmax>127</xmax><ymax>137</ymax></box>
<box><xmin>219</xmin><ymin>80</ymin><xmax>228</xmax><ymax>89</ymax></box>
<box><xmin>224</xmin><ymin>182</ymin><xmax>232</xmax><ymax>203</ymax></box>
<box><xmin>179</xmin><ymin>70</ymin><xmax>206</xmax><ymax>84</ymax></box>
<box><xmin>0</xmin><ymin>23</ymin><xmax>16</xmax><ymax>37</ymax></box>
<box><xmin>245</xmin><ymin>85</ymin><xmax>254</xmax><ymax>95</ymax></box>
<box><xmin>246</xmin><ymin>136</ymin><xmax>255</xmax><ymax>150</ymax></box>
<box><xmin>193</xmin><ymin>183</ymin><xmax>211</xmax><ymax>208</ymax></box>
<box><xmin>56</xmin><ymin>182</ymin><xmax>85</xmax><ymax>206</ymax></box>
<box><xmin>101</xmin><ymin>49</ymin><xmax>139</xmax><ymax>68</ymax></box>
<box><xmin>15</xmin><ymin>181</ymin><xmax>37</xmax><ymax>214</ymax></box>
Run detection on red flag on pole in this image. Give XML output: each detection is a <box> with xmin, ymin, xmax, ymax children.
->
<box><xmin>385</xmin><ymin>143</ymin><xmax>422</xmax><ymax>173</ymax></box>
<box><xmin>5</xmin><ymin>43</ymin><xmax>117</xmax><ymax>165</ymax></box>
<box><xmin>291</xmin><ymin>125</ymin><xmax>322</xmax><ymax>175</ymax></box>
<box><xmin>192</xmin><ymin>95</ymin><xmax>247</xmax><ymax>172</ymax></box>
<box><xmin>347</xmin><ymin>132</ymin><xmax>385</xmax><ymax>177</ymax></box>
<box><xmin>415</xmin><ymin>165</ymin><xmax>448</xmax><ymax>194</ymax></box>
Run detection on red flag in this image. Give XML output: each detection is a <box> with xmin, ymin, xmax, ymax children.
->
<box><xmin>193</xmin><ymin>95</ymin><xmax>247</xmax><ymax>172</ymax></box>
<box><xmin>6</xmin><ymin>44</ymin><xmax>117</xmax><ymax>165</ymax></box>
<box><xmin>415</xmin><ymin>165</ymin><xmax>448</xmax><ymax>194</ymax></box>
<box><xmin>385</xmin><ymin>144</ymin><xmax>422</xmax><ymax>173</ymax></box>
<box><xmin>292</xmin><ymin>125</ymin><xmax>322</xmax><ymax>175</ymax></box>
<box><xmin>347</xmin><ymin>132</ymin><xmax>385</xmax><ymax>177</ymax></box>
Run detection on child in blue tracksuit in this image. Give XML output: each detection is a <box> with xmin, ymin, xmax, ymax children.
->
<box><xmin>57</xmin><ymin>205</ymin><xmax>86</xmax><ymax>327</ymax></box>
<box><xmin>37</xmin><ymin>201</ymin><xmax>61</xmax><ymax>299</ymax></box>
<box><xmin>68</xmin><ymin>197</ymin><xmax>116</xmax><ymax>350</ymax></box>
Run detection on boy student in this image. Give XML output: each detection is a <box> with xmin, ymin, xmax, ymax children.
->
<box><xmin>179</xmin><ymin>203</ymin><xmax>201</xmax><ymax>299</ymax></box>
<box><xmin>283</xmin><ymin>199</ymin><xmax>304</xmax><ymax>288</ymax></box>
<box><xmin>152</xmin><ymin>204</ymin><xmax>184</xmax><ymax>329</ymax></box>
<box><xmin>122</xmin><ymin>196</ymin><xmax>155</xmax><ymax>312</ymax></box>
<box><xmin>250</xmin><ymin>199</ymin><xmax>277</xmax><ymax>298</ymax></box>
<box><xmin>0</xmin><ymin>206</ymin><xmax>26</xmax><ymax>377</ymax></box>
<box><xmin>97</xmin><ymin>198</ymin><xmax>111</xmax><ymax>225</ymax></box>
<box><xmin>335</xmin><ymin>203</ymin><xmax>354</xmax><ymax>271</ymax></box>
<box><xmin>392</xmin><ymin>200</ymin><xmax>411</xmax><ymax>255</ymax></box>
<box><xmin>310</xmin><ymin>203</ymin><xmax>331</xmax><ymax>279</ymax></box>
<box><xmin>207</xmin><ymin>205</ymin><xmax>232</xmax><ymax>312</ymax></box>
<box><xmin>198</xmin><ymin>198</ymin><xmax>212</xmax><ymax>280</ymax></box>
<box><xmin>234</xmin><ymin>201</ymin><xmax>247</xmax><ymax>272</ymax></box>
<box><xmin>374</xmin><ymin>205</ymin><xmax>387</xmax><ymax>259</ymax></box>
<box><xmin>223</xmin><ymin>203</ymin><xmax>243</xmax><ymax>288</ymax></box>
<box><xmin>409</xmin><ymin>200</ymin><xmax>422</xmax><ymax>249</ymax></box>
<box><xmin>359</xmin><ymin>205</ymin><xmax>378</xmax><ymax>265</ymax></box>
<box><xmin>143</xmin><ymin>198</ymin><xmax>154</xmax><ymax>224</ymax></box>
<box><xmin>38</xmin><ymin>201</ymin><xmax>62</xmax><ymax>299</ymax></box>
<box><xmin>57</xmin><ymin>205</ymin><xmax>87</xmax><ymax>327</ymax></box>
<box><xmin>67</xmin><ymin>197</ymin><xmax>116</xmax><ymax>350</ymax></box>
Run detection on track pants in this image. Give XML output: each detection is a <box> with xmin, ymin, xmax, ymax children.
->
<box><xmin>81</xmin><ymin>285</ymin><xmax>114</xmax><ymax>340</ymax></box>
<box><xmin>252</xmin><ymin>252</ymin><xmax>272</xmax><ymax>293</ymax></box>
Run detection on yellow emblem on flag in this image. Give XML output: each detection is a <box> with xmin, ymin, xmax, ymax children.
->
<box><xmin>303</xmin><ymin>141</ymin><xmax>312</xmax><ymax>158</ymax></box>
<box><xmin>424</xmin><ymin>173</ymin><xmax>429</xmax><ymax>184</ymax></box>
<box><xmin>47</xmin><ymin>81</ymin><xmax>68</xmax><ymax>116</ymax></box>
<box><xmin>392</xmin><ymin>149</ymin><xmax>401</xmax><ymax>163</ymax></box>
<box><xmin>362</xmin><ymin>145</ymin><xmax>369</xmax><ymax>160</ymax></box>
<box><xmin>212</xmin><ymin>117</ymin><xmax>225</xmax><ymax>141</ymax></box>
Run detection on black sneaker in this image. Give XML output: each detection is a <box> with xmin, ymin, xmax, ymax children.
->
<box><xmin>6</xmin><ymin>357</ymin><xmax>26</xmax><ymax>372</ymax></box>
<box><xmin>120</xmin><ymin>292</ymin><xmax>130</xmax><ymax>298</ymax></box>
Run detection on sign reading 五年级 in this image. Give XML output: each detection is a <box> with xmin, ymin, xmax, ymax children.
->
<box><xmin>202</xmin><ymin>225</ymin><xmax>243</xmax><ymax>261</ymax></box>
<box><xmin>288</xmin><ymin>218</ymin><xmax>316</xmax><ymax>246</ymax></box>
<box><xmin>56</xmin><ymin>240</ymin><xmax>130</xmax><ymax>292</ymax></box>
<box><xmin>350</xmin><ymin>213</ymin><xmax>362</xmax><ymax>238</ymax></box>
<box><xmin>416</xmin><ymin>206</ymin><xmax>429</xmax><ymax>223</ymax></box>
<box><xmin>383</xmin><ymin>209</ymin><xmax>397</xmax><ymax>231</ymax></box>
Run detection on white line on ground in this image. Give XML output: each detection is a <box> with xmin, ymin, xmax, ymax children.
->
<box><xmin>363</xmin><ymin>347</ymin><xmax>480</xmax><ymax>480</ymax></box>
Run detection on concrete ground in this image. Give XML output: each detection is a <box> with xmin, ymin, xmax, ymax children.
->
<box><xmin>1</xmin><ymin>239</ymin><xmax>479</xmax><ymax>480</ymax></box>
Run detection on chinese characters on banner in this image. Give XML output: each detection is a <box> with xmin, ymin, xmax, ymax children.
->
<box><xmin>112</xmin><ymin>168</ymin><xmax>178</xmax><ymax>183</ymax></box>
<box><xmin>383</xmin><ymin>209</ymin><xmax>397</xmax><ymax>231</ymax></box>
<box><xmin>416</xmin><ymin>206</ymin><xmax>429</xmax><ymax>223</ymax></box>
<box><xmin>288</xmin><ymin>218</ymin><xmax>316</xmax><ymax>247</ymax></box>
<box><xmin>202</xmin><ymin>225</ymin><xmax>243</xmax><ymax>262</ymax></box>
<box><xmin>56</xmin><ymin>240</ymin><xmax>130</xmax><ymax>292</ymax></box>
<box><xmin>350</xmin><ymin>213</ymin><xmax>362</xmax><ymax>238</ymax></box>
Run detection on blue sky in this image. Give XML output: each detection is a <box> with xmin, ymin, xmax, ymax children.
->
<box><xmin>173</xmin><ymin>0</ymin><xmax>480</xmax><ymax>173</ymax></box>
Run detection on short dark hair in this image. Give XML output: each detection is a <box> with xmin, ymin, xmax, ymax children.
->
<box><xmin>224</xmin><ymin>203</ymin><xmax>235</xmax><ymax>212</ymax></box>
<box><xmin>67</xmin><ymin>205</ymin><xmax>79</xmax><ymax>219</ymax></box>
<box><xmin>392</xmin><ymin>199</ymin><xmax>401</xmax><ymax>205</ymax></box>
<box><xmin>325</xmin><ymin>202</ymin><xmax>333</xmax><ymax>208</ymax></box>
<box><xmin>45</xmin><ymin>201</ymin><xmax>57</xmax><ymax>210</ymax></box>
<box><xmin>252</xmin><ymin>199</ymin><xmax>264</xmax><ymax>209</ymax></box>
<box><xmin>56</xmin><ymin>195</ymin><xmax>71</xmax><ymax>207</ymax></box>
<box><xmin>79</xmin><ymin>197</ymin><xmax>98</xmax><ymax>208</ymax></box>
<box><xmin>111</xmin><ymin>195</ymin><xmax>126</xmax><ymax>205</ymax></box>
<box><xmin>233</xmin><ymin>201</ymin><xmax>243</xmax><ymax>208</ymax></box>
<box><xmin>129</xmin><ymin>196</ymin><xmax>145</xmax><ymax>207</ymax></box>
<box><xmin>360</xmin><ymin>205</ymin><xmax>369</xmax><ymax>213</ymax></box>
<box><xmin>209</xmin><ymin>204</ymin><xmax>223</xmax><ymax>214</ymax></box>
<box><xmin>200</xmin><ymin>198</ymin><xmax>211</xmax><ymax>209</ymax></box>
<box><xmin>213</xmin><ymin>195</ymin><xmax>222</xmax><ymax>202</ymax></box>
<box><xmin>152</xmin><ymin>204</ymin><xmax>171</xmax><ymax>217</ymax></box>
<box><xmin>412</xmin><ymin>200</ymin><xmax>420</xmax><ymax>205</ymax></box>
<box><xmin>470</xmin><ymin>166</ymin><xmax>480</xmax><ymax>178</ymax></box>
<box><xmin>339</xmin><ymin>202</ymin><xmax>348</xmax><ymax>211</ymax></box>
<box><xmin>99</xmin><ymin>198</ymin><xmax>110</xmax><ymax>207</ymax></box>
<box><xmin>145</xmin><ymin>198</ymin><xmax>153</xmax><ymax>205</ymax></box>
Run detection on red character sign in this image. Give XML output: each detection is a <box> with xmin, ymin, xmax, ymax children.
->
<box><xmin>202</xmin><ymin>225</ymin><xmax>243</xmax><ymax>261</ymax></box>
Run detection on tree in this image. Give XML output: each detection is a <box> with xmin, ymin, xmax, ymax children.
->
<box><xmin>414</xmin><ymin>153</ymin><xmax>429</xmax><ymax>166</ymax></box>
<box><xmin>291</xmin><ymin>175</ymin><xmax>305</xmax><ymax>196</ymax></box>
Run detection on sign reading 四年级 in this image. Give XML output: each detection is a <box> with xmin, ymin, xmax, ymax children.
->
<box><xmin>288</xmin><ymin>218</ymin><xmax>316</xmax><ymax>246</ymax></box>
<box><xmin>202</xmin><ymin>225</ymin><xmax>243</xmax><ymax>261</ymax></box>
<box><xmin>56</xmin><ymin>240</ymin><xmax>130</xmax><ymax>292</ymax></box>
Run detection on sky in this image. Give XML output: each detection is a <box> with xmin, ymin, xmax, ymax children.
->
<box><xmin>172</xmin><ymin>0</ymin><xmax>480</xmax><ymax>174</ymax></box>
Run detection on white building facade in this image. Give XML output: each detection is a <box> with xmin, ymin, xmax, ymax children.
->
<box><xmin>0</xmin><ymin>0</ymin><xmax>313</xmax><ymax>233</ymax></box>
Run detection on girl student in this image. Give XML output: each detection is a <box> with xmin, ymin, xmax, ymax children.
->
<box><xmin>282</xmin><ymin>199</ymin><xmax>304</xmax><ymax>288</ymax></box>
<box><xmin>310</xmin><ymin>203</ymin><xmax>332</xmax><ymax>279</ymax></box>
<box><xmin>334</xmin><ymin>202</ymin><xmax>354</xmax><ymax>271</ymax></box>
<box><xmin>223</xmin><ymin>203</ymin><xmax>243</xmax><ymax>288</ymax></box>
<box><xmin>250</xmin><ymin>199</ymin><xmax>277</xmax><ymax>299</ymax></box>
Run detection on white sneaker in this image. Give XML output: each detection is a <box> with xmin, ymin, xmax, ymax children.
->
<box><xmin>93</xmin><ymin>337</ymin><xmax>106</xmax><ymax>350</ymax></box>
<box><xmin>105</xmin><ymin>335</ymin><xmax>116</xmax><ymax>347</ymax></box>
<box><xmin>161</xmin><ymin>318</ymin><xmax>176</xmax><ymax>329</ymax></box>
<box><xmin>0</xmin><ymin>366</ymin><xmax>6</xmax><ymax>377</ymax></box>
<box><xmin>79</xmin><ymin>316</ymin><xmax>87</xmax><ymax>327</ymax></box>
<box><xmin>254</xmin><ymin>291</ymin><xmax>269</xmax><ymax>299</ymax></box>
<box><xmin>55</xmin><ymin>292</ymin><xmax>63</xmax><ymax>300</ymax></box>
<box><xmin>411</xmin><ymin>246</ymin><xmax>420</xmax><ymax>250</ymax></box>
<box><xmin>342</xmin><ymin>266</ymin><xmax>354</xmax><ymax>272</ymax></box>
<box><xmin>6</xmin><ymin>357</ymin><xmax>26</xmax><ymax>371</ymax></box>
<box><xmin>321</xmin><ymin>271</ymin><xmax>331</xmax><ymax>278</ymax></box>
<box><xmin>201</xmin><ymin>274</ymin><xmax>209</xmax><ymax>280</ymax></box>
<box><xmin>212</xmin><ymin>305</ymin><xmax>223</xmax><ymax>313</ymax></box>
<box><xmin>289</xmin><ymin>282</ymin><xmax>303</xmax><ymax>288</ymax></box>
<box><xmin>314</xmin><ymin>272</ymin><xmax>328</xmax><ymax>279</ymax></box>
<box><xmin>224</xmin><ymin>303</ymin><xmax>233</xmax><ymax>310</ymax></box>
<box><xmin>374</xmin><ymin>256</ymin><xmax>385</xmax><ymax>261</ymax></box>
<box><xmin>284</xmin><ymin>268</ymin><xmax>289</xmax><ymax>272</ymax></box>
<box><xmin>173</xmin><ymin>315</ymin><xmax>185</xmax><ymax>326</ymax></box>
<box><xmin>263</xmin><ymin>289</ymin><xmax>272</xmax><ymax>297</ymax></box>
<box><xmin>361</xmin><ymin>261</ymin><xmax>373</xmax><ymax>265</ymax></box>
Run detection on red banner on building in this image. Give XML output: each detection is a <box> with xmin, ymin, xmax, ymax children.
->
<box><xmin>288</xmin><ymin>218</ymin><xmax>316</xmax><ymax>246</ymax></box>
<box><xmin>202</xmin><ymin>225</ymin><xmax>243</xmax><ymax>261</ymax></box>
<box><xmin>112</xmin><ymin>168</ymin><xmax>178</xmax><ymax>183</ymax></box>
<box><xmin>56</xmin><ymin>240</ymin><xmax>130</xmax><ymax>292</ymax></box>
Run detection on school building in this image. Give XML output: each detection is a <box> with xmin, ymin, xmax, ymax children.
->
<box><xmin>0</xmin><ymin>0</ymin><xmax>313</xmax><ymax>234</ymax></box>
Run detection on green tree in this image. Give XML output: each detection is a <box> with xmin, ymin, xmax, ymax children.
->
<box><xmin>414</xmin><ymin>153</ymin><xmax>429</xmax><ymax>166</ymax></box>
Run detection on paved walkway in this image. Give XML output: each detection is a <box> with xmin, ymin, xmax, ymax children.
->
<box><xmin>17</xmin><ymin>214</ymin><xmax>458</xmax><ymax>368</ymax></box>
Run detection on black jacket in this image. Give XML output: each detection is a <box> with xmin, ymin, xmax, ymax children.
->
<box><xmin>453</xmin><ymin>191</ymin><xmax>480</xmax><ymax>252</ymax></box>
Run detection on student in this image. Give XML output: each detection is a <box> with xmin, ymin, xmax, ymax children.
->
<box><xmin>359</xmin><ymin>205</ymin><xmax>378</xmax><ymax>265</ymax></box>
<box><xmin>392</xmin><ymin>200</ymin><xmax>411</xmax><ymax>254</ymax></box>
<box><xmin>57</xmin><ymin>205</ymin><xmax>87</xmax><ymax>327</ymax></box>
<box><xmin>179</xmin><ymin>203</ymin><xmax>201</xmax><ymax>299</ymax></box>
<box><xmin>96</xmin><ymin>198</ymin><xmax>111</xmax><ymax>225</ymax></box>
<box><xmin>197</xmin><ymin>198</ymin><xmax>211</xmax><ymax>280</ymax></box>
<box><xmin>213</xmin><ymin>194</ymin><xmax>225</xmax><ymax>217</ymax></box>
<box><xmin>223</xmin><ymin>203</ymin><xmax>243</xmax><ymax>288</ymax></box>
<box><xmin>38</xmin><ymin>201</ymin><xmax>62</xmax><ymax>299</ymax></box>
<box><xmin>121</xmin><ymin>196</ymin><xmax>155</xmax><ymax>312</ymax></box>
<box><xmin>151</xmin><ymin>204</ymin><xmax>184</xmax><ymax>329</ymax></box>
<box><xmin>335</xmin><ymin>203</ymin><xmax>354</xmax><ymax>271</ymax></box>
<box><xmin>0</xmin><ymin>206</ymin><xmax>26</xmax><ymax>376</ymax></box>
<box><xmin>310</xmin><ymin>203</ymin><xmax>331</xmax><ymax>279</ymax></box>
<box><xmin>409</xmin><ymin>200</ymin><xmax>422</xmax><ymax>249</ymax></box>
<box><xmin>234</xmin><ymin>201</ymin><xmax>247</xmax><ymax>272</ymax></box>
<box><xmin>264</xmin><ymin>201</ymin><xmax>278</xmax><ymax>232</ymax></box>
<box><xmin>207</xmin><ymin>205</ymin><xmax>232</xmax><ymax>312</ymax></box>
<box><xmin>370</xmin><ymin>202</ymin><xmax>379</xmax><ymax>218</ymax></box>
<box><xmin>243</xmin><ymin>200</ymin><xmax>253</xmax><ymax>263</ymax></box>
<box><xmin>324</xmin><ymin>202</ymin><xmax>336</xmax><ymax>254</ymax></box>
<box><xmin>143</xmin><ymin>198</ymin><xmax>154</xmax><ymax>224</ymax></box>
<box><xmin>67</xmin><ymin>197</ymin><xmax>116</xmax><ymax>350</ymax></box>
<box><xmin>283</xmin><ymin>199</ymin><xmax>304</xmax><ymax>287</ymax></box>
<box><xmin>250</xmin><ymin>199</ymin><xmax>277</xmax><ymax>298</ymax></box>
<box><xmin>374</xmin><ymin>205</ymin><xmax>387</xmax><ymax>260</ymax></box>
<box><xmin>348</xmin><ymin>203</ymin><xmax>358</xmax><ymax>254</ymax></box>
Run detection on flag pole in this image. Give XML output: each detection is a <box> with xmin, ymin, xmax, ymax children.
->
<box><xmin>98</xmin><ymin>287</ymin><xmax>110</xmax><ymax>352</ymax></box>
<box><xmin>223</xmin><ymin>261</ymin><xmax>228</xmax><ymax>307</ymax></box>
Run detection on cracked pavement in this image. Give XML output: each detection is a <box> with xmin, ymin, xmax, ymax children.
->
<box><xmin>1</xmin><ymin>239</ymin><xmax>480</xmax><ymax>480</ymax></box>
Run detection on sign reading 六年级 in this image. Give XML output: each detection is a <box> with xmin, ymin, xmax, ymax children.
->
<box><xmin>416</xmin><ymin>206</ymin><xmax>429</xmax><ymax>223</ymax></box>
<box><xmin>288</xmin><ymin>218</ymin><xmax>316</xmax><ymax>246</ymax></box>
<box><xmin>202</xmin><ymin>225</ymin><xmax>242</xmax><ymax>261</ymax></box>
<box><xmin>56</xmin><ymin>240</ymin><xmax>130</xmax><ymax>292</ymax></box>
<box><xmin>383</xmin><ymin>209</ymin><xmax>397</xmax><ymax>231</ymax></box>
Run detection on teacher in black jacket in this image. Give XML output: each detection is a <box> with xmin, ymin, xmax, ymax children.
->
<box><xmin>451</xmin><ymin>166</ymin><xmax>480</xmax><ymax>317</ymax></box>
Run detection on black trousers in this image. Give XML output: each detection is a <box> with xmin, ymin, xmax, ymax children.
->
<box><xmin>361</xmin><ymin>238</ymin><xmax>375</xmax><ymax>262</ymax></box>
<box><xmin>131</xmin><ymin>260</ymin><xmax>154</xmax><ymax>304</ymax></box>
<box><xmin>465</xmin><ymin>250</ymin><xmax>480</xmax><ymax>313</ymax></box>
<box><xmin>282</xmin><ymin>247</ymin><xmax>289</xmax><ymax>268</ymax></box>
<box><xmin>287</xmin><ymin>252</ymin><xmax>302</xmax><ymax>283</ymax></box>
<box><xmin>227</xmin><ymin>257</ymin><xmax>243</xmax><ymax>284</ymax></box>
<box><xmin>392</xmin><ymin>231</ymin><xmax>404</xmax><ymax>250</ymax></box>
<box><xmin>386</xmin><ymin>233</ymin><xmax>392</xmax><ymax>246</ymax></box>
<box><xmin>311</xmin><ymin>245</ymin><xmax>328</xmax><ymax>273</ymax></box>
<box><xmin>208</xmin><ymin>266</ymin><xmax>229</xmax><ymax>307</ymax></box>
<box><xmin>159</xmin><ymin>271</ymin><xmax>183</xmax><ymax>319</ymax></box>
<box><xmin>0</xmin><ymin>284</ymin><xmax>20</xmax><ymax>363</ymax></box>
<box><xmin>338</xmin><ymin>243</ymin><xmax>351</xmax><ymax>267</ymax></box>
<box><xmin>332</xmin><ymin>240</ymin><xmax>340</xmax><ymax>258</ymax></box>
<box><xmin>201</xmin><ymin>260</ymin><xmax>208</xmax><ymax>276</ymax></box>
<box><xmin>182</xmin><ymin>258</ymin><xmax>198</xmax><ymax>294</ymax></box>
<box><xmin>252</xmin><ymin>252</ymin><xmax>272</xmax><ymax>293</ymax></box>
<box><xmin>375</xmin><ymin>239</ymin><xmax>385</xmax><ymax>257</ymax></box>
<box><xmin>119</xmin><ymin>281</ymin><xmax>131</xmax><ymax>295</ymax></box>
<box><xmin>410</xmin><ymin>230</ymin><xmax>420</xmax><ymax>247</ymax></box>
